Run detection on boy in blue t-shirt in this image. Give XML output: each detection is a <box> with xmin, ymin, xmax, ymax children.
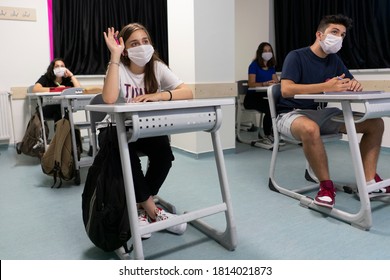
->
<box><xmin>278</xmin><ymin>14</ymin><xmax>389</xmax><ymax>208</ymax></box>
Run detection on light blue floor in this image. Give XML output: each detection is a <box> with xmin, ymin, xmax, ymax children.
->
<box><xmin>1</xmin><ymin>137</ymin><xmax>390</xmax><ymax>260</ymax></box>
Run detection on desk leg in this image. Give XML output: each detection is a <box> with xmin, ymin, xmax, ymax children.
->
<box><xmin>37</xmin><ymin>98</ymin><xmax>48</xmax><ymax>151</ymax></box>
<box><xmin>66</xmin><ymin>100</ymin><xmax>81</xmax><ymax>185</ymax></box>
<box><xmin>115</xmin><ymin>113</ymin><xmax>144</xmax><ymax>260</ymax></box>
<box><xmin>340</xmin><ymin>101</ymin><xmax>372</xmax><ymax>228</ymax></box>
<box><xmin>28</xmin><ymin>96</ymin><xmax>32</xmax><ymax>118</ymax></box>
<box><xmin>300</xmin><ymin>102</ymin><xmax>372</xmax><ymax>230</ymax></box>
<box><xmin>189</xmin><ymin>129</ymin><xmax>238</xmax><ymax>251</ymax></box>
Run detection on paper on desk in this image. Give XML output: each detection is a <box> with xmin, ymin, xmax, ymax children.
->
<box><xmin>323</xmin><ymin>90</ymin><xmax>383</xmax><ymax>95</ymax></box>
<box><xmin>83</xmin><ymin>87</ymin><xmax>102</xmax><ymax>94</ymax></box>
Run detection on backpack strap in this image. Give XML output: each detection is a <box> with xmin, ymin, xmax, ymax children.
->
<box><xmin>54</xmin><ymin>111</ymin><xmax>70</xmax><ymax>188</ymax></box>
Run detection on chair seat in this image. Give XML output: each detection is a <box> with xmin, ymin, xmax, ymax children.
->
<box><xmin>74</xmin><ymin>121</ymin><xmax>91</xmax><ymax>129</ymax></box>
<box><xmin>331</xmin><ymin>112</ymin><xmax>365</xmax><ymax>122</ymax></box>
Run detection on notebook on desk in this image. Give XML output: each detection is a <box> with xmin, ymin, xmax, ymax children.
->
<box><xmin>323</xmin><ymin>90</ymin><xmax>384</xmax><ymax>95</ymax></box>
<box><xmin>49</xmin><ymin>86</ymin><xmax>72</xmax><ymax>92</ymax></box>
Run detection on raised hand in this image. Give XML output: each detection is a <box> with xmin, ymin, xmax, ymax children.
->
<box><xmin>103</xmin><ymin>27</ymin><xmax>124</xmax><ymax>59</ymax></box>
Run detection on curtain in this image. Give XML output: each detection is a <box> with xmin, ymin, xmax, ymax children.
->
<box><xmin>274</xmin><ymin>0</ymin><xmax>390</xmax><ymax>71</ymax></box>
<box><xmin>52</xmin><ymin>0</ymin><xmax>168</xmax><ymax>75</ymax></box>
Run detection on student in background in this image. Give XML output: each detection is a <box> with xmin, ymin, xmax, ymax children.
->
<box><xmin>278</xmin><ymin>14</ymin><xmax>389</xmax><ymax>209</ymax></box>
<box><xmin>102</xmin><ymin>23</ymin><xmax>193</xmax><ymax>238</ymax></box>
<box><xmin>245</xmin><ymin>42</ymin><xmax>281</xmax><ymax>149</ymax></box>
<box><xmin>32</xmin><ymin>58</ymin><xmax>81</xmax><ymax>122</ymax></box>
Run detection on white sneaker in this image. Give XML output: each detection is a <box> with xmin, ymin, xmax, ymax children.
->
<box><xmin>155</xmin><ymin>207</ymin><xmax>187</xmax><ymax>235</ymax></box>
<box><xmin>266</xmin><ymin>135</ymin><xmax>286</xmax><ymax>146</ymax></box>
<box><xmin>252</xmin><ymin>138</ymin><xmax>273</xmax><ymax>150</ymax></box>
<box><xmin>138</xmin><ymin>209</ymin><xmax>152</xmax><ymax>239</ymax></box>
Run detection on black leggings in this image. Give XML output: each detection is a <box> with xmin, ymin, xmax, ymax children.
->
<box><xmin>43</xmin><ymin>104</ymin><xmax>62</xmax><ymax>123</ymax></box>
<box><xmin>243</xmin><ymin>93</ymin><xmax>272</xmax><ymax>136</ymax></box>
<box><xmin>98</xmin><ymin>129</ymin><xmax>174</xmax><ymax>203</ymax></box>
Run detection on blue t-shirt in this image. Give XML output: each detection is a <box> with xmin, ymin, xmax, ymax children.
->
<box><xmin>279</xmin><ymin>47</ymin><xmax>353</xmax><ymax>111</ymax></box>
<box><xmin>247</xmin><ymin>60</ymin><xmax>276</xmax><ymax>93</ymax></box>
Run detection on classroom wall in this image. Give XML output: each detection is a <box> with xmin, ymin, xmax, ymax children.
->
<box><xmin>0</xmin><ymin>0</ymin><xmax>50</xmax><ymax>143</ymax></box>
<box><xmin>1</xmin><ymin>0</ymin><xmax>390</xmax><ymax>148</ymax></box>
<box><xmin>167</xmin><ymin>0</ymin><xmax>236</xmax><ymax>153</ymax></box>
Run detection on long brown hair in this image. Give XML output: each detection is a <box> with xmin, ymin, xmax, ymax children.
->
<box><xmin>255</xmin><ymin>42</ymin><xmax>276</xmax><ymax>68</ymax></box>
<box><xmin>118</xmin><ymin>23</ymin><xmax>163</xmax><ymax>93</ymax></box>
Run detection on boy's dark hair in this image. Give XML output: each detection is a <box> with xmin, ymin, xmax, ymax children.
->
<box><xmin>317</xmin><ymin>14</ymin><xmax>353</xmax><ymax>32</ymax></box>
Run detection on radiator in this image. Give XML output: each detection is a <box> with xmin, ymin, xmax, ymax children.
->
<box><xmin>0</xmin><ymin>91</ymin><xmax>12</xmax><ymax>140</ymax></box>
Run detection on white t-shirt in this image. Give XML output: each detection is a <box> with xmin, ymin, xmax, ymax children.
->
<box><xmin>98</xmin><ymin>60</ymin><xmax>183</xmax><ymax>127</ymax></box>
<box><xmin>118</xmin><ymin>60</ymin><xmax>183</xmax><ymax>102</ymax></box>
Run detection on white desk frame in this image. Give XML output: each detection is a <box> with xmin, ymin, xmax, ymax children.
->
<box><xmin>248</xmin><ymin>86</ymin><xmax>268</xmax><ymax>92</ymax></box>
<box><xmin>27</xmin><ymin>92</ymin><xmax>61</xmax><ymax>151</ymax></box>
<box><xmin>86</xmin><ymin>98</ymin><xmax>237</xmax><ymax>259</ymax></box>
<box><xmin>295</xmin><ymin>92</ymin><xmax>390</xmax><ymax>230</ymax></box>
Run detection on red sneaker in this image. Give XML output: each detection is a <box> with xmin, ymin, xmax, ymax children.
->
<box><xmin>369</xmin><ymin>174</ymin><xmax>390</xmax><ymax>198</ymax></box>
<box><xmin>314</xmin><ymin>180</ymin><xmax>336</xmax><ymax>208</ymax></box>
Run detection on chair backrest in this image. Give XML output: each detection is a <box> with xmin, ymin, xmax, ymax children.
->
<box><xmin>89</xmin><ymin>94</ymin><xmax>107</xmax><ymax>130</ymax></box>
<box><xmin>237</xmin><ymin>80</ymin><xmax>248</xmax><ymax>96</ymax></box>
<box><xmin>27</xmin><ymin>85</ymin><xmax>34</xmax><ymax>93</ymax></box>
<box><xmin>61</xmin><ymin>87</ymin><xmax>84</xmax><ymax>95</ymax></box>
<box><xmin>267</xmin><ymin>83</ymin><xmax>281</xmax><ymax>120</ymax></box>
<box><xmin>89</xmin><ymin>94</ymin><xmax>106</xmax><ymax>157</ymax></box>
<box><xmin>89</xmin><ymin>93</ymin><xmax>126</xmax><ymax>127</ymax></box>
<box><xmin>88</xmin><ymin>93</ymin><xmax>147</xmax><ymax>157</ymax></box>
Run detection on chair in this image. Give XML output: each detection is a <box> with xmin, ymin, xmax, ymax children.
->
<box><xmin>27</xmin><ymin>84</ymin><xmax>58</xmax><ymax>149</ymax></box>
<box><xmin>235</xmin><ymin>80</ymin><xmax>264</xmax><ymax>144</ymax></box>
<box><xmin>267</xmin><ymin>84</ymin><xmax>346</xmax><ymax>200</ymax></box>
<box><xmin>27</xmin><ymin>85</ymin><xmax>34</xmax><ymax>93</ymax></box>
<box><xmin>88</xmin><ymin>93</ymin><xmax>108</xmax><ymax>157</ymax></box>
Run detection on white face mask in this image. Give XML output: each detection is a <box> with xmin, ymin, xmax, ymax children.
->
<box><xmin>319</xmin><ymin>33</ymin><xmax>343</xmax><ymax>54</ymax></box>
<box><xmin>53</xmin><ymin>67</ymin><xmax>66</xmax><ymax>77</ymax></box>
<box><xmin>262</xmin><ymin>52</ymin><xmax>273</xmax><ymax>61</ymax></box>
<box><xmin>127</xmin><ymin>44</ymin><xmax>154</xmax><ymax>67</ymax></box>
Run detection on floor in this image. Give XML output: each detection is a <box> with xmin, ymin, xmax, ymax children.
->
<box><xmin>1</xmin><ymin>130</ymin><xmax>390</xmax><ymax>260</ymax></box>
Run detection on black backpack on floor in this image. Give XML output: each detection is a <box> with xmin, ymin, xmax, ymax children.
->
<box><xmin>82</xmin><ymin>124</ymin><xmax>131</xmax><ymax>252</ymax></box>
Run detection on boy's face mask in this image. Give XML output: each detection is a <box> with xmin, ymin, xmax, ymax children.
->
<box><xmin>319</xmin><ymin>33</ymin><xmax>343</xmax><ymax>54</ymax></box>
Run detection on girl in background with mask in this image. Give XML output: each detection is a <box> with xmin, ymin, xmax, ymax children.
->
<box><xmin>102</xmin><ymin>23</ymin><xmax>192</xmax><ymax>238</ymax></box>
<box><xmin>32</xmin><ymin>58</ymin><xmax>81</xmax><ymax>122</ymax></box>
<box><xmin>244</xmin><ymin>42</ymin><xmax>280</xmax><ymax>148</ymax></box>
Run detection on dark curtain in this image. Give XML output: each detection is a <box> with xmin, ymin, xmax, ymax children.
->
<box><xmin>52</xmin><ymin>0</ymin><xmax>168</xmax><ymax>75</ymax></box>
<box><xmin>274</xmin><ymin>0</ymin><xmax>390</xmax><ymax>71</ymax></box>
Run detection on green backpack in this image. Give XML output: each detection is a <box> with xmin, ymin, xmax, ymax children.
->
<box><xmin>41</xmin><ymin>112</ymin><xmax>79</xmax><ymax>188</ymax></box>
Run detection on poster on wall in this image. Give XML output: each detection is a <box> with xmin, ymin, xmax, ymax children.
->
<box><xmin>0</xmin><ymin>6</ymin><xmax>36</xmax><ymax>22</ymax></box>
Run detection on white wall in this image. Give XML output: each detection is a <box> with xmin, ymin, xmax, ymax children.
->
<box><xmin>167</xmin><ymin>0</ymin><xmax>236</xmax><ymax>154</ymax></box>
<box><xmin>0</xmin><ymin>0</ymin><xmax>51</xmax><ymax>143</ymax></box>
<box><xmin>167</xmin><ymin>0</ymin><xmax>196</xmax><ymax>84</ymax></box>
<box><xmin>0</xmin><ymin>0</ymin><xmax>50</xmax><ymax>89</ymax></box>
<box><xmin>193</xmin><ymin>0</ymin><xmax>235</xmax><ymax>82</ymax></box>
<box><xmin>235</xmin><ymin>0</ymin><xmax>272</xmax><ymax>81</ymax></box>
<box><xmin>2</xmin><ymin>0</ymin><xmax>390</xmax><ymax>149</ymax></box>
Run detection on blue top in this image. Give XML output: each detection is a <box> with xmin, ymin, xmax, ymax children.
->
<box><xmin>279</xmin><ymin>47</ymin><xmax>353</xmax><ymax>111</ymax></box>
<box><xmin>247</xmin><ymin>60</ymin><xmax>276</xmax><ymax>93</ymax></box>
